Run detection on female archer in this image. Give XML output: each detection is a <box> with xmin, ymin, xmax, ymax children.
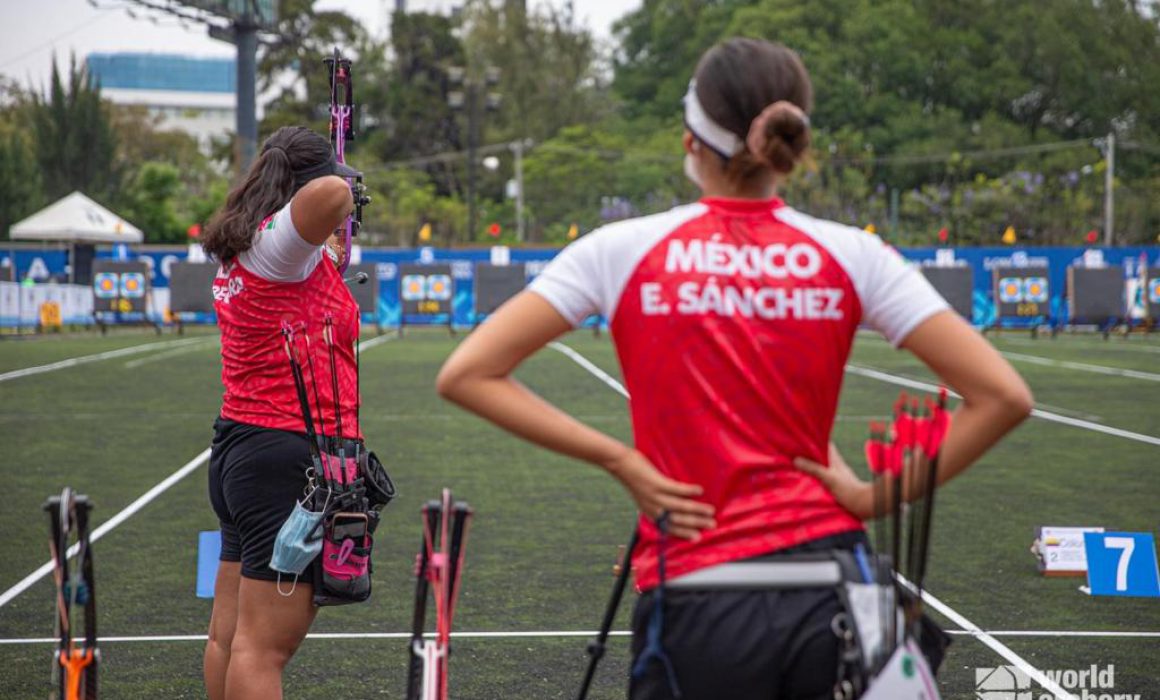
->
<box><xmin>200</xmin><ymin>125</ymin><xmax>362</xmax><ymax>700</ymax></box>
<box><xmin>437</xmin><ymin>38</ymin><xmax>1033</xmax><ymax>699</ymax></box>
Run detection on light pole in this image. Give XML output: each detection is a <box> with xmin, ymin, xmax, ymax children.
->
<box><xmin>1103</xmin><ymin>132</ymin><xmax>1115</xmax><ymax>246</ymax></box>
<box><xmin>126</xmin><ymin>1</ymin><xmax>275</xmax><ymax>174</ymax></box>
<box><xmin>448</xmin><ymin>66</ymin><xmax>501</xmax><ymax>240</ymax></box>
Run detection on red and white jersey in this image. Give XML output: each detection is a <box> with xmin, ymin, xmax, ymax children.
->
<box><xmin>213</xmin><ymin>202</ymin><xmax>362</xmax><ymax>439</ymax></box>
<box><xmin>529</xmin><ymin>196</ymin><xmax>947</xmax><ymax>590</ymax></box>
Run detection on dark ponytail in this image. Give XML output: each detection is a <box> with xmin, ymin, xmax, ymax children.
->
<box><xmin>753</xmin><ymin>103</ymin><xmax>811</xmax><ymax>174</ymax></box>
<box><xmin>692</xmin><ymin>38</ymin><xmax>813</xmax><ymax>184</ymax></box>
<box><xmin>202</xmin><ymin>126</ymin><xmax>335</xmax><ymax>263</ymax></box>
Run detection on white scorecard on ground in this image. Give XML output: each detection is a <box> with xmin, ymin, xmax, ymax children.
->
<box><xmin>1033</xmin><ymin>526</ymin><xmax>1105</xmax><ymax>576</ymax></box>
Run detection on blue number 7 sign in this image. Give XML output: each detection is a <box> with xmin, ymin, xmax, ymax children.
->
<box><xmin>1083</xmin><ymin>532</ymin><xmax>1160</xmax><ymax>598</ymax></box>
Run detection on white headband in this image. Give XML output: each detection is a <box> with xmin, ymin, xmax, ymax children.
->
<box><xmin>683</xmin><ymin>81</ymin><xmax>744</xmax><ymax>158</ymax></box>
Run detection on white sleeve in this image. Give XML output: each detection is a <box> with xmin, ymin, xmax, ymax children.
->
<box><xmin>858</xmin><ymin>239</ymin><xmax>950</xmax><ymax>346</ymax></box>
<box><xmin>527</xmin><ymin>232</ymin><xmax>604</xmax><ymax>326</ymax></box>
<box><xmin>238</xmin><ymin>200</ymin><xmax>322</xmax><ymax>283</ymax></box>
<box><xmin>775</xmin><ymin>208</ymin><xmax>949</xmax><ymax>346</ymax></box>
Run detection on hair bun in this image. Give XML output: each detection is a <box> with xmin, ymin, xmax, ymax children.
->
<box><xmin>746</xmin><ymin>101</ymin><xmax>811</xmax><ymax>174</ymax></box>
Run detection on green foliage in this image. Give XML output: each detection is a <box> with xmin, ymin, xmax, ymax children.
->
<box><xmin>258</xmin><ymin>0</ymin><xmax>370</xmax><ymax>139</ymax></box>
<box><xmin>0</xmin><ymin>69</ymin><xmax>229</xmax><ymax>244</ymax></box>
<box><xmin>0</xmin><ymin>83</ymin><xmax>43</xmax><ymax>238</ymax></box>
<box><xmin>8</xmin><ymin>0</ymin><xmax>1156</xmax><ymax>246</ymax></box>
<box><xmin>117</xmin><ymin>162</ymin><xmax>185</xmax><ymax>243</ymax></box>
<box><xmin>521</xmin><ymin>121</ymin><xmax>689</xmax><ymax>239</ymax></box>
<box><xmin>29</xmin><ymin>57</ymin><xmax>120</xmax><ymax>203</ymax></box>
<box><xmin>365</xmin><ymin>167</ymin><xmax>468</xmax><ymax>245</ymax></box>
<box><xmin>604</xmin><ymin>0</ymin><xmax>1160</xmax><ymax>244</ymax></box>
<box><xmin>371</xmin><ymin>12</ymin><xmax>465</xmax><ymax>164</ymax></box>
<box><xmin>461</xmin><ymin>0</ymin><xmax>612</xmax><ymax>144</ymax></box>
<box><xmin>108</xmin><ymin>104</ymin><xmax>230</xmax><ymax>242</ymax></box>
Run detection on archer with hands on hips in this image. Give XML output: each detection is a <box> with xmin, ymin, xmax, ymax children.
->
<box><xmin>436</xmin><ymin>37</ymin><xmax>1033</xmax><ymax>700</ymax></box>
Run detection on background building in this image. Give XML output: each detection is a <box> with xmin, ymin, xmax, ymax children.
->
<box><xmin>86</xmin><ymin>52</ymin><xmax>241</xmax><ymax>152</ymax></box>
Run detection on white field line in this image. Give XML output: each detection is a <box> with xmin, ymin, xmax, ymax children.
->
<box><xmin>123</xmin><ymin>337</ymin><xmax>218</xmax><ymax>368</ymax></box>
<box><xmin>845</xmin><ymin>364</ymin><xmax>1160</xmax><ymax>447</ymax></box>
<box><xmin>859</xmin><ymin>330</ymin><xmax>1160</xmax><ymax>380</ymax></box>
<box><xmin>547</xmin><ymin>342</ymin><xmax>629</xmax><ymax>398</ymax></box>
<box><xmin>996</xmin><ymin>335</ymin><xmax>1160</xmax><ymax>355</ymax></box>
<box><xmin>359</xmin><ymin>333</ymin><xmax>399</xmax><ymax>352</ymax></box>
<box><xmin>946</xmin><ymin>630</ymin><xmax>1160</xmax><ymax>638</ymax></box>
<box><xmin>549</xmin><ymin>340</ymin><xmax>1070</xmax><ymax>700</ymax></box>
<box><xmin>893</xmin><ymin>575</ymin><xmax>1070</xmax><ymax>699</ymax></box>
<box><xmin>0</xmin><ymin>447</ymin><xmax>212</xmax><ymax>609</ymax></box>
<box><xmin>0</xmin><ymin>337</ymin><xmax>211</xmax><ymax>383</ymax></box>
<box><xmin>1</xmin><ymin>629</ymin><xmax>1156</xmax><ymax>646</ymax></box>
<box><xmin>999</xmin><ymin>350</ymin><xmax>1160</xmax><ymax>383</ymax></box>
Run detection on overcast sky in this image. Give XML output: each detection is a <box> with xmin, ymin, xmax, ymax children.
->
<box><xmin>0</xmin><ymin>0</ymin><xmax>637</xmax><ymax>90</ymax></box>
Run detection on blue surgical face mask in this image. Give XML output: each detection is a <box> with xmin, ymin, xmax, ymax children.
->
<box><xmin>271</xmin><ymin>500</ymin><xmax>324</xmax><ymax>578</ymax></box>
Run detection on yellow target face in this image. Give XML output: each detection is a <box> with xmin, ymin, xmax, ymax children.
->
<box><xmin>426</xmin><ymin>274</ymin><xmax>452</xmax><ymax>301</ymax></box>
<box><xmin>120</xmin><ymin>272</ymin><xmax>146</xmax><ymax>298</ymax></box>
<box><xmin>94</xmin><ymin>272</ymin><xmax>119</xmax><ymax>299</ymax></box>
<box><xmin>402</xmin><ymin>274</ymin><xmax>426</xmax><ymax>301</ymax></box>
<box><xmin>1024</xmin><ymin>277</ymin><xmax>1048</xmax><ymax>303</ymax></box>
<box><xmin>999</xmin><ymin>277</ymin><xmax>1023</xmax><ymax>303</ymax></box>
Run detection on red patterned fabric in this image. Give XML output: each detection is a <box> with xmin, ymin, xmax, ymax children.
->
<box><xmin>612</xmin><ymin>199</ymin><xmax>863</xmax><ymax>590</ymax></box>
<box><xmin>213</xmin><ymin>253</ymin><xmax>362</xmax><ymax>440</ymax></box>
<box><xmin>530</xmin><ymin>196</ymin><xmax>948</xmax><ymax>590</ymax></box>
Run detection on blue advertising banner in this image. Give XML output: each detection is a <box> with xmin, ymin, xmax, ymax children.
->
<box><xmin>3</xmin><ymin>244</ymin><xmax>1157</xmax><ymax>328</ymax></box>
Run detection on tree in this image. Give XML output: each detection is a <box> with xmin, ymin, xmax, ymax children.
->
<box><xmin>461</xmin><ymin>0</ymin><xmax>613</xmax><ymax>144</ymax></box>
<box><xmin>119</xmin><ymin>162</ymin><xmax>184</xmax><ymax>243</ymax></box>
<box><xmin>0</xmin><ymin>80</ymin><xmax>43</xmax><ymax>238</ymax></box>
<box><xmin>606</xmin><ymin>0</ymin><xmax>1160</xmax><ymax>243</ymax></box>
<box><xmin>109</xmin><ymin>104</ymin><xmax>229</xmax><ymax>241</ymax></box>
<box><xmin>29</xmin><ymin>56</ymin><xmax>119</xmax><ymax>204</ymax></box>
<box><xmin>371</xmin><ymin>12</ymin><xmax>466</xmax><ymax>165</ymax></box>
<box><xmin>256</xmin><ymin>0</ymin><xmax>378</xmax><ymax>167</ymax></box>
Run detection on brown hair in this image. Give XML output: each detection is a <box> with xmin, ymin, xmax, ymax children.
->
<box><xmin>202</xmin><ymin>126</ymin><xmax>334</xmax><ymax>262</ymax></box>
<box><xmin>693</xmin><ymin>38</ymin><xmax>813</xmax><ymax>183</ymax></box>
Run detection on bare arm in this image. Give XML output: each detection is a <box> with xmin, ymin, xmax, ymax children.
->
<box><xmin>289</xmin><ymin>175</ymin><xmax>354</xmax><ymax>246</ymax></box>
<box><xmin>436</xmin><ymin>291</ymin><xmax>715</xmax><ymax>539</ymax></box>
<box><xmin>901</xmin><ymin>311</ymin><xmax>1034</xmax><ymax>484</ymax></box>
<box><xmin>796</xmin><ymin>311</ymin><xmax>1033</xmax><ymax>518</ymax></box>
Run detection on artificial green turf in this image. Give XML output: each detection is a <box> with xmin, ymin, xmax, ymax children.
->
<box><xmin>0</xmin><ymin>328</ymin><xmax>1157</xmax><ymax>698</ymax></box>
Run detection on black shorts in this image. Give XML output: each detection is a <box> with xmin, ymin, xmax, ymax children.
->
<box><xmin>208</xmin><ymin>417</ymin><xmax>313</xmax><ymax>581</ymax></box>
<box><xmin>629</xmin><ymin>530</ymin><xmax>870</xmax><ymax>700</ymax></box>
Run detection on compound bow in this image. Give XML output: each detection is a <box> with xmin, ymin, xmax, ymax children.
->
<box><xmin>46</xmin><ymin>488</ymin><xmax>98</xmax><ymax>700</ymax></box>
<box><xmin>324</xmin><ymin>48</ymin><xmax>370</xmax><ymax>275</ymax></box>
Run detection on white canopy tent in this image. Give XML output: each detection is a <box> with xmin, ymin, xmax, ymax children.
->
<box><xmin>9</xmin><ymin>191</ymin><xmax>143</xmax><ymax>244</ymax></box>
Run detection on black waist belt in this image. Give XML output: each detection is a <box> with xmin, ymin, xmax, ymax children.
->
<box><xmin>667</xmin><ymin>559</ymin><xmax>843</xmax><ymax>590</ymax></box>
